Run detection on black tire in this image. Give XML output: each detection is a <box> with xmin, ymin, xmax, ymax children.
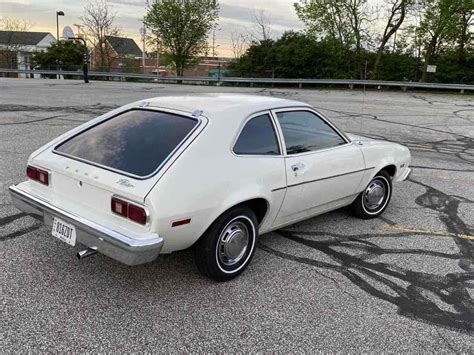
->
<box><xmin>351</xmin><ymin>170</ymin><xmax>392</xmax><ymax>219</ymax></box>
<box><xmin>194</xmin><ymin>206</ymin><xmax>258</xmax><ymax>282</ymax></box>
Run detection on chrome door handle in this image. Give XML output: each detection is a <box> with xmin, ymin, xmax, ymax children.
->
<box><xmin>291</xmin><ymin>163</ymin><xmax>305</xmax><ymax>172</ymax></box>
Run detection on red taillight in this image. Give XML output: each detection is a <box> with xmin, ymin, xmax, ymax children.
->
<box><xmin>111</xmin><ymin>197</ymin><xmax>147</xmax><ymax>225</ymax></box>
<box><xmin>128</xmin><ymin>204</ymin><xmax>147</xmax><ymax>225</ymax></box>
<box><xmin>111</xmin><ymin>197</ymin><xmax>128</xmax><ymax>217</ymax></box>
<box><xmin>26</xmin><ymin>166</ymin><xmax>37</xmax><ymax>180</ymax></box>
<box><xmin>37</xmin><ymin>169</ymin><xmax>49</xmax><ymax>185</ymax></box>
<box><xmin>26</xmin><ymin>165</ymin><xmax>49</xmax><ymax>186</ymax></box>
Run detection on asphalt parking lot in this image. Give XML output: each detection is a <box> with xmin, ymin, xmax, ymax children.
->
<box><xmin>1</xmin><ymin>78</ymin><xmax>473</xmax><ymax>352</ymax></box>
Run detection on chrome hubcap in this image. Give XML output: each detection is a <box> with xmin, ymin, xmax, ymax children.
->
<box><xmin>218</xmin><ymin>221</ymin><xmax>249</xmax><ymax>266</ymax></box>
<box><xmin>364</xmin><ymin>180</ymin><xmax>386</xmax><ymax>209</ymax></box>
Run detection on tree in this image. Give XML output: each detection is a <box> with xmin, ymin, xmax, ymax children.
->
<box><xmin>373</xmin><ymin>0</ymin><xmax>414</xmax><ymax>77</ymax></box>
<box><xmin>32</xmin><ymin>40</ymin><xmax>87</xmax><ymax>71</ymax></box>
<box><xmin>249</xmin><ymin>10</ymin><xmax>273</xmax><ymax>41</ymax></box>
<box><xmin>451</xmin><ymin>0</ymin><xmax>473</xmax><ymax>66</ymax></box>
<box><xmin>229</xmin><ymin>32</ymin><xmax>350</xmax><ymax>79</ymax></box>
<box><xmin>228</xmin><ymin>38</ymin><xmax>276</xmax><ymax>77</ymax></box>
<box><xmin>274</xmin><ymin>32</ymin><xmax>349</xmax><ymax>78</ymax></box>
<box><xmin>230</xmin><ymin>29</ymin><xmax>472</xmax><ymax>84</ymax></box>
<box><xmin>81</xmin><ymin>0</ymin><xmax>120</xmax><ymax>71</ymax></box>
<box><xmin>294</xmin><ymin>0</ymin><xmax>371</xmax><ymax>52</ymax></box>
<box><xmin>294</xmin><ymin>0</ymin><xmax>373</xmax><ymax>78</ymax></box>
<box><xmin>416</xmin><ymin>0</ymin><xmax>461</xmax><ymax>81</ymax></box>
<box><xmin>0</xmin><ymin>17</ymin><xmax>32</xmax><ymax>69</ymax></box>
<box><xmin>230</xmin><ymin>30</ymin><xmax>248</xmax><ymax>59</ymax></box>
<box><xmin>144</xmin><ymin>0</ymin><xmax>219</xmax><ymax>76</ymax></box>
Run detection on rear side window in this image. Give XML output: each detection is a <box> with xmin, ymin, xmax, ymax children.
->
<box><xmin>55</xmin><ymin>109</ymin><xmax>198</xmax><ymax>177</ymax></box>
<box><xmin>233</xmin><ymin>114</ymin><xmax>280</xmax><ymax>155</ymax></box>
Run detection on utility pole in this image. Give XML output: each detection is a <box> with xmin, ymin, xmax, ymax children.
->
<box><xmin>140</xmin><ymin>27</ymin><xmax>146</xmax><ymax>73</ymax></box>
<box><xmin>156</xmin><ymin>35</ymin><xmax>160</xmax><ymax>75</ymax></box>
<box><xmin>73</xmin><ymin>24</ymin><xmax>84</xmax><ymax>37</ymax></box>
<box><xmin>211</xmin><ymin>26</ymin><xmax>220</xmax><ymax>58</ymax></box>
<box><xmin>212</xmin><ymin>29</ymin><xmax>216</xmax><ymax>57</ymax></box>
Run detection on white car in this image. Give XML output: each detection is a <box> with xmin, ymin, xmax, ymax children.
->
<box><xmin>10</xmin><ymin>94</ymin><xmax>411</xmax><ymax>281</ymax></box>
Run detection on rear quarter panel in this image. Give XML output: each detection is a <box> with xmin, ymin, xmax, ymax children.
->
<box><xmin>145</xmin><ymin>115</ymin><xmax>287</xmax><ymax>253</ymax></box>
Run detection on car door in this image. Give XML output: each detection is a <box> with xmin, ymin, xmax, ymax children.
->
<box><xmin>231</xmin><ymin>111</ymin><xmax>287</xmax><ymax>232</ymax></box>
<box><xmin>272</xmin><ymin>108</ymin><xmax>366</xmax><ymax>227</ymax></box>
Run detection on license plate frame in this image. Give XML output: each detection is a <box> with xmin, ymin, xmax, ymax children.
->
<box><xmin>51</xmin><ymin>217</ymin><xmax>77</xmax><ymax>246</ymax></box>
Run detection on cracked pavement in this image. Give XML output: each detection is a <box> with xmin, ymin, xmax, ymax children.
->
<box><xmin>1</xmin><ymin>79</ymin><xmax>473</xmax><ymax>352</ymax></box>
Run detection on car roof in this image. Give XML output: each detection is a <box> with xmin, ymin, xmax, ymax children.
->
<box><xmin>144</xmin><ymin>94</ymin><xmax>311</xmax><ymax>119</ymax></box>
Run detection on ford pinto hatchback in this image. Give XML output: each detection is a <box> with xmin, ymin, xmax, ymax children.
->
<box><xmin>10</xmin><ymin>94</ymin><xmax>411</xmax><ymax>281</ymax></box>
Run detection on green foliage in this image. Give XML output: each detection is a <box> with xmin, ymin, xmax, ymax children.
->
<box><xmin>275</xmin><ymin>33</ymin><xmax>349</xmax><ymax>79</ymax></box>
<box><xmin>229</xmin><ymin>39</ymin><xmax>276</xmax><ymax>77</ymax></box>
<box><xmin>32</xmin><ymin>41</ymin><xmax>86</xmax><ymax>71</ymax></box>
<box><xmin>430</xmin><ymin>46</ymin><xmax>474</xmax><ymax>84</ymax></box>
<box><xmin>144</xmin><ymin>0</ymin><xmax>219</xmax><ymax>76</ymax></box>
<box><xmin>290</xmin><ymin>0</ymin><xmax>471</xmax><ymax>83</ymax></box>
<box><xmin>372</xmin><ymin>51</ymin><xmax>419</xmax><ymax>81</ymax></box>
<box><xmin>229</xmin><ymin>31</ymin><xmax>472</xmax><ymax>84</ymax></box>
<box><xmin>230</xmin><ymin>32</ymin><xmax>361</xmax><ymax>79</ymax></box>
<box><xmin>294</xmin><ymin>0</ymin><xmax>369</xmax><ymax>52</ymax></box>
<box><xmin>415</xmin><ymin>0</ymin><xmax>472</xmax><ymax>81</ymax></box>
<box><xmin>416</xmin><ymin>0</ymin><xmax>461</xmax><ymax>50</ymax></box>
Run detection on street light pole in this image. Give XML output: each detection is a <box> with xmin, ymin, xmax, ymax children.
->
<box><xmin>56</xmin><ymin>11</ymin><xmax>65</xmax><ymax>42</ymax></box>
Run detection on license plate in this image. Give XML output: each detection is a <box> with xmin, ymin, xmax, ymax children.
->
<box><xmin>52</xmin><ymin>217</ymin><xmax>76</xmax><ymax>246</ymax></box>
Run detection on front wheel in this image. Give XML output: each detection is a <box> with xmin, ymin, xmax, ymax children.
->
<box><xmin>194</xmin><ymin>206</ymin><xmax>258</xmax><ymax>282</ymax></box>
<box><xmin>351</xmin><ymin>170</ymin><xmax>392</xmax><ymax>219</ymax></box>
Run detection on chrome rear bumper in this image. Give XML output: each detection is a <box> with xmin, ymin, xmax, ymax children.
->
<box><xmin>9</xmin><ymin>184</ymin><xmax>163</xmax><ymax>266</ymax></box>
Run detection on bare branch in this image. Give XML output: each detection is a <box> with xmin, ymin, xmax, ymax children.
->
<box><xmin>373</xmin><ymin>0</ymin><xmax>414</xmax><ymax>77</ymax></box>
<box><xmin>0</xmin><ymin>17</ymin><xmax>34</xmax><ymax>67</ymax></box>
<box><xmin>230</xmin><ymin>30</ymin><xmax>248</xmax><ymax>58</ymax></box>
<box><xmin>249</xmin><ymin>10</ymin><xmax>273</xmax><ymax>42</ymax></box>
<box><xmin>80</xmin><ymin>0</ymin><xmax>121</xmax><ymax>70</ymax></box>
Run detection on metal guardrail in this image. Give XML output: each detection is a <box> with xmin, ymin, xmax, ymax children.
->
<box><xmin>0</xmin><ymin>68</ymin><xmax>217</xmax><ymax>83</ymax></box>
<box><xmin>224</xmin><ymin>77</ymin><xmax>474</xmax><ymax>91</ymax></box>
<box><xmin>1</xmin><ymin>68</ymin><xmax>472</xmax><ymax>92</ymax></box>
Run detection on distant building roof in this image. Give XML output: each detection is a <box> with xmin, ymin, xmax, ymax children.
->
<box><xmin>105</xmin><ymin>36</ymin><xmax>142</xmax><ymax>57</ymax></box>
<box><xmin>0</xmin><ymin>31</ymin><xmax>52</xmax><ymax>45</ymax></box>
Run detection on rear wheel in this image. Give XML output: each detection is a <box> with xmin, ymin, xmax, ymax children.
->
<box><xmin>194</xmin><ymin>206</ymin><xmax>258</xmax><ymax>282</ymax></box>
<box><xmin>351</xmin><ymin>170</ymin><xmax>392</xmax><ymax>219</ymax></box>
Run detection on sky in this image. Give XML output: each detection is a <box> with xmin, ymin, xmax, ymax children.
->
<box><xmin>0</xmin><ymin>0</ymin><xmax>385</xmax><ymax>57</ymax></box>
<box><xmin>0</xmin><ymin>0</ymin><xmax>304</xmax><ymax>56</ymax></box>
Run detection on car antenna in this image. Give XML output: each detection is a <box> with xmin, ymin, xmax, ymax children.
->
<box><xmin>360</xmin><ymin>60</ymin><xmax>368</xmax><ymax>137</ymax></box>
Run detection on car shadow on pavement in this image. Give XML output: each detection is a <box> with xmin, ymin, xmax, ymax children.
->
<box><xmin>258</xmin><ymin>178</ymin><xmax>473</xmax><ymax>333</ymax></box>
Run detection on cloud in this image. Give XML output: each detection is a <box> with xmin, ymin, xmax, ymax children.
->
<box><xmin>1</xmin><ymin>0</ymin><xmax>304</xmax><ymax>55</ymax></box>
<box><xmin>109</xmin><ymin>0</ymin><xmax>147</xmax><ymax>6</ymax></box>
<box><xmin>220</xmin><ymin>2</ymin><xmax>302</xmax><ymax>29</ymax></box>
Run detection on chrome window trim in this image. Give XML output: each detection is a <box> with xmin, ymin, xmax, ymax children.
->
<box><xmin>53</xmin><ymin>107</ymin><xmax>206</xmax><ymax>180</ymax></box>
<box><xmin>271</xmin><ymin>107</ymin><xmax>351</xmax><ymax>157</ymax></box>
<box><xmin>231</xmin><ymin>110</ymin><xmax>284</xmax><ymax>158</ymax></box>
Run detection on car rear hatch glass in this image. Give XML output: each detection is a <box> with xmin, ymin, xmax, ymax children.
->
<box><xmin>54</xmin><ymin>108</ymin><xmax>199</xmax><ymax>179</ymax></box>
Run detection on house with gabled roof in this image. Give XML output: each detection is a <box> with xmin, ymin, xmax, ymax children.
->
<box><xmin>105</xmin><ymin>36</ymin><xmax>143</xmax><ymax>58</ymax></box>
<box><xmin>0</xmin><ymin>31</ymin><xmax>56</xmax><ymax>77</ymax></box>
<box><xmin>91</xmin><ymin>35</ymin><xmax>148</xmax><ymax>72</ymax></box>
